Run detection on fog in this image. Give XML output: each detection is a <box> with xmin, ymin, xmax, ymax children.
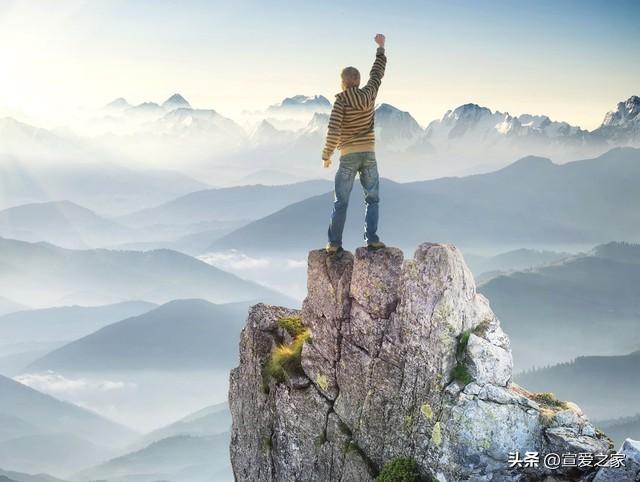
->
<box><xmin>1</xmin><ymin>92</ymin><xmax>639</xmax><ymax>480</ymax></box>
<box><xmin>16</xmin><ymin>370</ymin><xmax>229</xmax><ymax>432</ymax></box>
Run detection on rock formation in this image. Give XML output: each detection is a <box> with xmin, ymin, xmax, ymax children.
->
<box><xmin>229</xmin><ymin>243</ymin><xmax>628</xmax><ymax>481</ymax></box>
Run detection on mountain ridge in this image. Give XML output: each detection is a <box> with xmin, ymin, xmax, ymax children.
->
<box><xmin>209</xmin><ymin>147</ymin><xmax>640</xmax><ymax>253</ymax></box>
<box><xmin>0</xmin><ymin>237</ymin><xmax>292</xmax><ymax>307</ymax></box>
<box><xmin>26</xmin><ymin>299</ymin><xmax>254</xmax><ymax>372</ymax></box>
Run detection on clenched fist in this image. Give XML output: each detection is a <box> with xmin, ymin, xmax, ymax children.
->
<box><xmin>323</xmin><ymin>158</ymin><xmax>332</xmax><ymax>168</ymax></box>
<box><xmin>375</xmin><ymin>33</ymin><xmax>385</xmax><ymax>48</ymax></box>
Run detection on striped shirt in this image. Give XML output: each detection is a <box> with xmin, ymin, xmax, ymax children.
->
<box><xmin>322</xmin><ymin>47</ymin><xmax>387</xmax><ymax>161</ymax></box>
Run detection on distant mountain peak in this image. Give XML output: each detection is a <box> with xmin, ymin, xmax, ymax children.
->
<box><xmin>162</xmin><ymin>93</ymin><xmax>191</xmax><ymax>111</ymax></box>
<box><xmin>267</xmin><ymin>95</ymin><xmax>331</xmax><ymax>113</ymax></box>
<box><xmin>447</xmin><ymin>103</ymin><xmax>494</xmax><ymax>121</ymax></box>
<box><xmin>601</xmin><ymin>95</ymin><xmax>640</xmax><ymax>127</ymax></box>
<box><xmin>302</xmin><ymin>112</ymin><xmax>329</xmax><ymax>133</ymax></box>
<box><xmin>374</xmin><ymin>103</ymin><xmax>424</xmax><ymax>144</ymax></box>
<box><xmin>251</xmin><ymin>119</ymin><xmax>280</xmax><ymax>137</ymax></box>
<box><xmin>375</xmin><ymin>103</ymin><xmax>403</xmax><ymax>114</ymax></box>
<box><xmin>499</xmin><ymin>155</ymin><xmax>555</xmax><ymax>173</ymax></box>
<box><xmin>283</xmin><ymin>94</ymin><xmax>330</xmax><ymax>106</ymax></box>
<box><xmin>258</xmin><ymin>119</ymin><xmax>277</xmax><ymax>130</ymax></box>
<box><xmin>590</xmin><ymin>241</ymin><xmax>640</xmax><ymax>264</ymax></box>
<box><xmin>105</xmin><ymin>97</ymin><xmax>130</xmax><ymax>110</ymax></box>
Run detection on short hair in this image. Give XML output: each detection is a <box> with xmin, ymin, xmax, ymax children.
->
<box><xmin>341</xmin><ymin>66</ymin><xmax>361</xmax><ymax>88</ymax></box>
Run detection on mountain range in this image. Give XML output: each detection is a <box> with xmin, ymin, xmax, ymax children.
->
<box><xmin>0</xmin><ymin>432</ymin><xmax>115</xmax><ymax>478</ymax></box>
<box><xmin>0</xmin><ymin>237</ymin><xmax>290</xmax><ymax>307</ymax></box>
<box><xmin>3</xmin><ymin>93</ymin><xmax>639</xmax><ymax>186</ymax></box>
<box><xmin>74</xmin><ymin>401</ymin><xmax>232</xmax><ymax>482</ymax></box>
<box><xmin>74</xmin><ymin>432</ymin><xmax>231</xmax><ymax>482</ymax></box>
<box><xmin>598</xmin><ymin>414</ymin><xmax>640</xmax><ymax>448</ymax></box>
<box><xmin>266</xmin><ymin>94</ymin><xmax>331</xmax><ymax>115</ymax></box>
<box><xmin>209</xmin><ymin>147</ymin><xmax>640</xmax><ymax>254</ymax></box>
<box><xmin>0</xmin><ymin>201</ymin><xmax>133</xmax><ymax>249</ymax></box>
<box><xmin>0</xmin><ymin>153</ymin><xmax>208</xmax><ymax>216</ymax></box>
<box><xmin>0</xmin><ymin>180</ymin><xmax>335</xmax><ymax>251</ymax></box>
<box><xmin>465</xmin><ymin>248</ymin><xmax>570</xmax><ymax>282</ymax></box>
<box><xmin>125</xmin><ymin>401</ymin><xmax>230</xmax><ymax>452</ymax></box>
<box><xmin>26</xmin><ymin>299</ymin><xmax>251</xmax><ymax>372</ymax></box>
<box><xmin>515</xmin><ymin>350</ymin><xmax>640</xmax><ymax>421</ymax></box>
<box><xmin>0</xmin><ymin>301</ymin><xmax>156</xmax><ymax>346</ymax></box>
<box><xmin>118</xmin><ymin>179</ymin><xmax>333</xmax><ymax>228</ymax></box>
<box><xmin>0</xmin><ymin>469</ymin><xmax>67</xmax><ymax>482</ymax></box>
<box><xmin>103</xmin><ymin>93</ymin><xmax>640</xmax><ymax>181</ymax></box>
<box><xmin>479</xmin><ymin>241</ymin><xmax>640</xmax><ymax>370</ymax></box>
<box><xmin>0</xmin><ymin>373</ymin><xmax>136</xmax><ymax>449</ymax></box>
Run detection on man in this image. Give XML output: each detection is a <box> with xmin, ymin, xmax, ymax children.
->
<box><xmin>322</xmin><ymin>33</ymin><xmax>387</xmax><ymax>254</ymax></box>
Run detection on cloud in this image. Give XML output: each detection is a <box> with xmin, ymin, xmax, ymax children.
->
<box><xmin>198</xmin><ymin>250</ymin><xmax>271</xmax><ymax>270</ymax></box>
<box><xmin>14</xmin><ymin>370</ymin><xmax>135</xmax><ymax>394</ymax></box>
<box><xmin>286</xmin><ymin>259</ymin><xmax>306</xmax><ymax>269</ymax></box>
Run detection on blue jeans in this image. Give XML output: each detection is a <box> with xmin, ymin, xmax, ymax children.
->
<box><xmin>328</xmin><ymin>151</ymin><xmax>380</xmax><ymax>247</ymax></box>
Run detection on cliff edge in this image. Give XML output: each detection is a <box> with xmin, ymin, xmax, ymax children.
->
<box><xmin>229</xmin><ymin>243</ymin><xmax>631</xmax><ymax>481</ymax></box>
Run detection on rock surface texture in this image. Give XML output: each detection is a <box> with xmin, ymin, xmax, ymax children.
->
<box><xmin>229</xmin><ymin>243</ymin><xmax>631</xmax><ymax>481</ymax></box>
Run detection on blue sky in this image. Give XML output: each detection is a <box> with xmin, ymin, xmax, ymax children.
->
<box><xmin>1</xmin><ymin>0</ymin><xmax>638</xmax><ymax>128</ymax></box>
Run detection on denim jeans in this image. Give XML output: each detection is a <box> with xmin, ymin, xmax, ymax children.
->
<box><xmin>328</xmin><ymin>151</ymin><xmax>380</xmax><ymax>247</ymax></box>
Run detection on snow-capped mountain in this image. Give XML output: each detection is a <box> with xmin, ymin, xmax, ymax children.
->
<box><xmin>104</xmin><ymin>97</ymin><xmax>131</xmax><ymax>111</ymax></box>
<box><xmin>515</xmin><ymin>114</ymin><xmax>585</xmax><ymax>139</ymax></box>
<box><xmin>601</xmin><ymin>95</ymin><xmax>640</xmax><ymax>127</ymax></box>
<box><xmin>5</xmin><ymin>92</ymin><xmax>640</xmax><ymax>185</ymax></box>
<box><xmin>162</xmin><ymin>93</ymin><xmax>191</xmax><ymax>111</ymax></box>
<box><xmin>593</xmin><ymin>95</ymin><xmax>640</xmax><ymax>144</ymax></box>
<box><xmin>419</xmin><ymin>102</ymin><xmax>607</xmax><ymax>176</ymax></box>
<box><xmin>267</xmin><ymin>95</ymin><xmax>331</xmax><ymax>115</ymax></box>
<box><xmin>126</xmin><ymin>101</ymin><xmax>165</xmax><ymax>117</ymax></box>
<box><xmin>102</xmin><ymin>94</ymin><xmax>192</xmax><ymax>120</ymax></box>
<box><xmin>248</xmin><ymin>119</ymin><xmax>294</xmax><ymax>145</ymax></box>
<box><xmin>153</xmin><ymin>107</ymin><xmax>245</xmax><ymax>141</ymax></box>
<box><xmin>302</xmin><ymin>112</ymin><xmax>329</xmax><ymax>135</ymax></box>
<box><xmin>424</xmin><ymin>103</ymin><xmax>590</xmax><ymax>145</ymax></box>
<box><xmin>93</xmin><ymin>96</ymin><xmax>247</xmax><ymax>153</ymax></box>
<box><xmin>374</xmin><ymin>103</ymin><xmax>424</xmax><ymax>150</ymax></box>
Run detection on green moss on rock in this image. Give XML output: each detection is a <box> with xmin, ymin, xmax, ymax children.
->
<box><xmin>263</xmin><ymin>323</ymin><xmax>310</xmax><ymax>388</ymax></box>
<box><xmin>451</xmin><ymin>330</ymin><xmax>473</xmax><ymax>385</ymax></box>
<box><xmin>277</xmin><ymin>315</ymin><xmax>306</xmax><ymax>337</ymax></box>
<box><xmin>375</xmin><ymin>457</ymin><xmax>420</xmax><ymax>482</ymax></box>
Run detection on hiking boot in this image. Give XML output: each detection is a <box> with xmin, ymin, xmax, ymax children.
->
<box><xmin>325</xmin><ymin>243</ymin><xmax>343</xmax><ymax>254</ymax></box>
<box><xmin>367</xmin><ymin>241</ymin><xmax>386</xmax><ymax>251</ymax></box>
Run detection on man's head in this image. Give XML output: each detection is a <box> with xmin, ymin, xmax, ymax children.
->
<box><xmin>341</xmin><ymin>66</ymin><xmax>360</xmax><ymax>90</ymax></box>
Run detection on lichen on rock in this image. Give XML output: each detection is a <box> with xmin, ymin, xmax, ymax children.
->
<box><xmin>229</xmin><ymin>242</ymin><xmax>624</xmax><ymax>481</ymax></box>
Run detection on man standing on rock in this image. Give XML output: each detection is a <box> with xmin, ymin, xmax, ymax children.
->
<box><xmin>322</xmin><ymin>34</ymin><xmax>387</xmax><ymax>254</ymax></box>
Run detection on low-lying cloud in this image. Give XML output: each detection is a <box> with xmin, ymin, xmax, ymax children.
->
<box><xmin>199</xmin><ymin>249</ymin><xmax>271</xmax><ymax>270</ymax></box>
<box><xmin>15</xmin><ymin>370</ymin><xmax>135</xmax><ymax>394</ymax></box>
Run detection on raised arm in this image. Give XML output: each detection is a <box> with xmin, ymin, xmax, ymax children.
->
<box><xmin>362</xmin><ymin>34</ymin><xmax>387</xmax><ymax>99</ymax></box>
<box><xmin>322</xmin><ymin>99</ymin><xmax>345</xmax><ymax>167</ymax></box>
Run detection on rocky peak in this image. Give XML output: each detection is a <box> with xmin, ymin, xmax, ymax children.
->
<box><xmin>105</xmin><ymin>97</ymin><xmax>130</xmax><ymax>110</ymax></box>
<box><xmin>229</xmin><ymin>243</ymin><xmax>620</xmax><ymax>482</ymax></box>
<box><xmin>601</xmin><ymin>95</ymin><xmax>640</xmax><ymax>127</ymax></box>
<box><xmin>375</xmin><ymin>104</ymin><xmax>424</xmax><ymax>145</ymax></box>
<box><xmin>267</xmin><ymin>95</ymin><xmax>332</xmax><ymax>114</ymax></box>
<box><xmin>445</xmin><ymin>103</ymin><xmax>494</xmax><ymax>123</ymax></box>
<box><xmin>303</xmin><ymin>112</ymin><xmax>329</xmax><ymax>133</ymax></box>
<box><xmin>161</xmin><ymin>93</ymin><xmax>191</xmax><ymax>111</ymax></box>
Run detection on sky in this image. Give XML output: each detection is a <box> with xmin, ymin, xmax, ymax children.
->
<box><xmin>1</xmin><ymin>0</ymin><xmax>639</xmax><ymax>130</ymax></box>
